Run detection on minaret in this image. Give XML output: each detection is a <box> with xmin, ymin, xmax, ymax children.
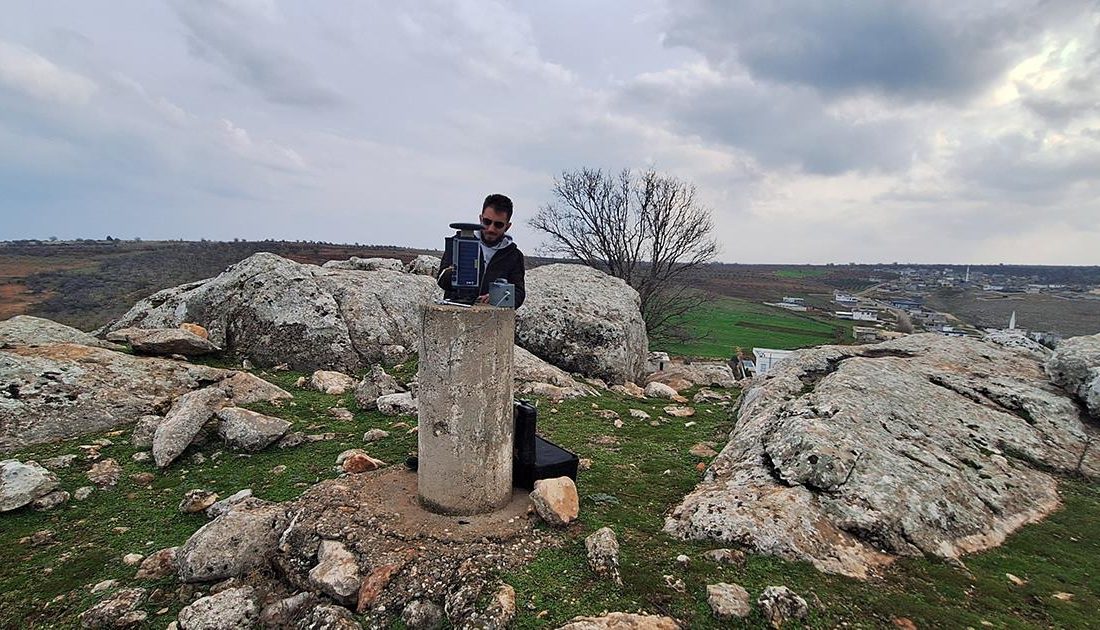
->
<box><xmin>1008</xmin><ymin>311</ymin><xmax>1016</xmax><ymax>330</ymax></box>
<box><xmin>965</xmin><ymin>266</ymin><xmax>970</xmax><ymax>283</ymax></box>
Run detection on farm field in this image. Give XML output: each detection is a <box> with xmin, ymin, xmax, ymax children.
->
<box><xmin>655</xmin><ymin>295</ymin><xmax>854</xmax><ymax>358</ymax></box>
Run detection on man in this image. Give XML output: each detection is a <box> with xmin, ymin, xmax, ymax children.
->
<box><xmin>438</xmin><ymin>193</ymin><xmax>526</xmax><ymax>308</ymax></box>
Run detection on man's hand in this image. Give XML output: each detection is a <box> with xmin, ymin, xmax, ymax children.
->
<box><xmin>438</xmin><ymin>265</ymin><xmax>454</xmax><ymax>280</ymax></box>
<box><xmin>477</xmin><ymin>294</ymin><xmax>489</xmax><ymax>304</ymax></box>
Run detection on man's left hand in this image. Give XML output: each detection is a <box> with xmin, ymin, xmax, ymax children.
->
<box><xmin>477</xmin><ymin>294</ymin><xmax>490</xmax><ymax>304</ymax></box>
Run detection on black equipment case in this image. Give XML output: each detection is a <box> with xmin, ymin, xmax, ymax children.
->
<box><xmin>512</xmin><ymin>400</ymin><xmax>579</xmax><ymax>490</ymax></box>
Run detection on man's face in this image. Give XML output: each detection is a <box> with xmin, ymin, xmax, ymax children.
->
<box><xmin>479</xmin><ymin>206</ymin><xmax>511</xmax><ymax>245</ymax></box>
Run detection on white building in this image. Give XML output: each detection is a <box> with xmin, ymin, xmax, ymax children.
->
<box><xmin>752</xmin><ymin>348</ymin><xmax>794</xmax><ymax>375</ymax></box>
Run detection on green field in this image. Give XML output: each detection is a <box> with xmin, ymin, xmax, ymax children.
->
<box><xmin>656</xmin><ymin>296</ymin><xmax>853</xmax><ymax>358</ymax></box>
<box><xmin>774</xmin><ymin>268</ymin><xmax>830</xmax><ymax>279</ymax></box>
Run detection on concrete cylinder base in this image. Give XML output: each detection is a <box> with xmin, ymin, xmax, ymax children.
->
<box><xmin>417</xmin><ymin>303</ymin><xmax>515</xmax><ymax>515</ymax></box>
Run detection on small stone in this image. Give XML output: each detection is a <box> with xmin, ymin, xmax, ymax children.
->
<box><xmin>311</xmin><ymin>370</ymin><xmax>357</xmax><ymax>395</ymax></box>
<box><xmin>271</xmin><ymin>465</ymin><xmax>287</xmax><ymax>474</ymax></box>
<box><xmin>87</xmin><ymin>458</ymin><xmax>122</xmax><ymax>488</ymax></box>
<box><xmin>644</xmin><ymin>381</ymin><xmax>680</xmax><ymax>399</ymax></box>
<box><xmin>131</xmin><ymin>452</ymin><xmax>151</xmax><ymax>463</ymax></box>
<box><xmin>277</xmin><ymin>432</ymin><xmax>306</xmax><ymax>449</ymax></box>
<box><xmin>135</xmin><ymin>547</ymin><xmax>179</xmax><ymax>580</ymax></box>
<box><xmin>179</xmin><ymin>489</ymin><xmax>219</xmax><ymax>514</ymax></box>
<box><xmin>684</xmin><ymin>421</ymin><xmax>696</xmax><ymax>427</ymax></box>
<box><xmin>259</xmin><ymin>592</ymin><xmax>314</xmax><ymax>627</ymax></box>
<box><xmin>362</xmin><ymin>429</ymin><xmax>390</xmax><ymax>442</ymax></box>
<box><xmin>342</xmin><ymin>453</ymin><xmax>385</xmax><ymax>474</ymax></box>
<box><xmin>758</xmin><ymin>585</ymin><xmax>809</xmax><ymax>628</ymax></box>
<box><xmin>294</xmin><ymin>376</ymin><xmax>307</xmax><ymax>388</ymax></box>
<box><xmin>401</xmin><ymin>599</ymin><xmax>445</xmax><ymax>630</ymax></box>
<box><xmin>613</xmin><ymin>419</ymin><xmax>624</xmax><ymax>429</ymax></box>
<box><xmin>664</xmin><ymin>405</ymin><xmax>696</xmax><ymax>417</ymax></box>
<box><xmin>708</xmin><ymin>582</ymin><xmax>752</xmax><ymax>619</ymax></box>
<box><xmin>205</xmin><ymin>489</ymin><xmax>254</xmax><ymax>519</ymax></box>
<box><xmin>628</xmin><ymin>409</ymin><xmax>650</xmax><ymax>420</ymax></box>
<box><xmin>122</xmin><ymin>553</ymin><xmax>144</xmax><ymax>566</ymax></box>
<box><xmin>690</xmin><ymin>443</ymin><xmax>718</xmax><ymax>457</ymax></box>
<box><xmin>0</xmin><ymin>460</ymin><xmax>59</xmax><ymax>511</ymax></box>
<box><xmin>650</xmin><ymin>420</ymin><xmax>660</xmax><ymax>427</ymax></box>
<box><xmin>79</xmin><ymin>587</ymin><xmax>146</xmax><ymax>628</ymax></box>
<box><xmin>131</xmin><ymin>472</ymin><xmax>155</xmax><ymax>486</ymax></box>
<box><xmin>41</xmin><ymin>454</ymin><xmax>77</xmax><ymax>470</ymax></box>
<box><xmin>676</xmin><ymin>554</ymin><xmax>690</xmax><ymax>566</ymax></box>
<box><xmin>309</xmin><ymin>540</ymin><xmax>361</xmax><ymax>604</ymax></box>
<box><xmin>356</xmin><ymin>563</ymin><xmax>400</xmax><ymax>613</ymax></box>
<box><xmin>329</xmin><ymin>407</ymin><xmax>354</xmax><ymax>421</ymax></box>
<box><xmin>585</xmin><ymin>527</ymin><xmax>622</xmax><ymax>586</ymax></box>
<box><xmin>702</xmin><ymin>548</ymin><xmax>746</xmax><ymax>566</ymax></box>
<box><xmin>530</xmin><ymin>477</ymin><xmax>580</xmax><ymax>526</ymax></box>
<box><xmin>1052</xmin><ymin>592</ymin><xmax>1074</xmax><ymax>601</ymax></box>
<box><xmin>695</xmin><ymin>462</ymin><xmax>707</xmax><ymax>472</ymax></box>
<box><xmin>1006</xmin><ymin>573</ymin><xmax>1027</xmax><ymax>586</ymax></box>
<box><xmin>893</xmin><ymin>618</ymin><xmax>919</xmax><ymax>630</ymax></box>
<box><xmin>91</xmin><ymin>579</ymin><xmax>119</xmax><ymax>594</ymax></box>
<box><xmin>664</xmin><ymin>575</ymin><xmax>686</xmax><ymax>592</ymax></box>
<box><xmin>178</xmin><ymin>586</ymin><xmax>258</xmax><ymax>629</ymax></box>
<box><xmin>25</xmin><ymin>529</ymin><xmax>55</xmax><ymax>546</ymax></box>
<box><xmin>31</xmin><ymin>490</ymin><xmax>70</xmax><ymax>511</ymax></box>
<box><xmin>74</xmin><ymin>486</ymin><xmax>94</xmax><ymax>501</ymax></box>
<box><xmin>578</xmin><ymin>458</ymin><xmax>593</xmax><ymax>471</ymax></box>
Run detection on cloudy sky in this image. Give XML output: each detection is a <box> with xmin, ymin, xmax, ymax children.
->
<box><xmin>1</xmin><ymin>1</ymin><xmax>1098</xmax><ymax>264</ymax></box>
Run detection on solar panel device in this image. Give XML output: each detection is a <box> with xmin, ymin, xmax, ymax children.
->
<box><xmin>443</xmin><ymin>222</ymin><xmax>485</xmax><ymax>304</ymax></box>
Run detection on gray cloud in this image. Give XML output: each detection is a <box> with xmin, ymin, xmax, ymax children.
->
<box><xmin>170</xmin><ymin>0</ymin><xmax>341</xmax><ymax>108</ymax></box>
<box><xmin>664</xmin><ymin>0</ymin><xmax>1081</xmax><ymax>101</ymax></box>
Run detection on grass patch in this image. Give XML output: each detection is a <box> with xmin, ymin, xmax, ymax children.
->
<box><xmin>2</xmin><ymin>372</ymin><xmax>1098</xmax><ymax>628</ymax></box>
<box><xmin>774</xmin><ymin>268</ymin><xmax>830</xmax><ymax>279</ymax></box>
<box><xmin>655</xmin><ymin>295</ymin><xmax>853</xmax><ymax>358</ymax></box>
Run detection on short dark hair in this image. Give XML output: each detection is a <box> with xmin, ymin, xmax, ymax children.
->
<box><xmin>482</xmin><ymin>194</ymin><xmax>513</xmax><ymax>220</ymax></box>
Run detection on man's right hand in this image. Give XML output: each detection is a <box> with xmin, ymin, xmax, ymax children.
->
<box><xmin>438</xmin><ymin>265</ymin><xmax>454</xmax><ymax>280</ymax></box>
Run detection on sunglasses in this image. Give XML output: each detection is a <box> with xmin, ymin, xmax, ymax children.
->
<box><xmin>481</xmin><ymin>216</ymin><xmax>507</xmax><ymax>229</ymax></box>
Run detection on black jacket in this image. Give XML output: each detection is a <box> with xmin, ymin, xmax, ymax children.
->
<box><xmin>438</xmin><ymin>241</ymin><xmax>526</xmax><ymax>308</ymax></box>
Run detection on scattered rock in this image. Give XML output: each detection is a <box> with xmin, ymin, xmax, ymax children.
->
<box><xmin>278</xmin><ymin>432</ymin><xmax>307</xmax><ymax>449</ymax></box>
<box><xmin>216</xmin><ymin>407</ymin><xmax>291</xmax><ymax>452</ymax></box>
<box><xmin>1051</xmin><ymin>592</ymin><xmax>1074</xmax><ymax>601</ymax></box>
<box><xmin>91</xmin><ymin>579</ymin><xmax>119</xmax><ymax>594</ymax></box>
<box><xmin>584</xmin><ymin>527</ymin><xmax>622</xmax><ymax>586</ymax></box>
<box><xmin>22</xmin><ymin>529</ymin><xmax>55</xmax><ymax>546</ymax></box>
<box><xmin>87</xmin><ymin>458</ymin><xmax>122</xmax><ymax>488</ymax></box>
<box><xmin>376</xmin><ymin>392</ymin><xmax>417</xmax><ymax>416</ymax></box>
<box><xmin>514</xmin><ymin>346</ymin><xmax>598</xmax><ymax>400</ymax></box>
<box><xmin>689</xmin><ymin>443</ymin><xmax>718</xmax><ymax>457</ymax></box>
<box><xmin>177</xmin><ymin>504</ymin><xmax>288</xmax><ymax>582</ymax></box>
<box><xmin>664</xmin><ymin>575</ymin><xmax>686</xmax><ymax>592</ymax></box>
<box><xmin>153</xmin><ymin>387</ymin><xmax>227</xmax><ymax>468</ymax></box>
<box><xmin>179</xmin><ymin>489</ymin><xmax>219</xmax><ymax>514</ymax></box>
<box><xmin>675</xmin><ymin>554</ymin><xmax>690</xmax><ymax>566</ymax></box>
<box><xmin>702</xmin><ymin>548</ymin><xmax>746</xmax><ymax>566</ymax></box>
<box><xmin>311</xmin><ymin>370</ymin><xmax>357</xmax><ymax>395</ymax></box>
<box><xmin>556</xmin><ymin>612</ymin><xmax>680</xmax><ymax>629</ymax></box>
<box><xmin>707</xmin><ymin>582</ymin><xmax>752</xmax><ymax>619</ymax></box>
<box><xmin>329</xmin><ymin>407</ymin><xmax>354</xmax><ymax>421</ymax></box>
<box><xmin>628</xmin><ymin>409</ymin><xmax>650</xmax><ymax>420</ymax></box>
<box><xmin>356</xmin><ymin>563</ymin><xmax>400</xmax><ymax>613</ymax></box>
<box><xmin>177</xmin><ymin>586</ymin><xmax>257</xmax><ymax>630</ymax></box>
<box><xmin>78</xmin><ymin>587</ymin><xmax>146</xmax><ymax>629</ymax></box>
<box><xmin>530</xmin><ymin>477</ymin><xmax>579</xmax><ymax>526</ymax></box>
<box><xmin>122</xmin><ymin>553</ymin><xmax>144</xmax><ymax>566</ymax></box>
<box><xmin>578</xmin><ymin>458</ymin><xmax>593</xmax><ymax>471</ymax></box>
<box><xmin>259</xmin><ymin>592</ymin><xmax>314</xmax><ymax>628</ymax></box>
<box><xmin>205</xmin><ymin>489</ymin><xmax>254</xmax><ymax>519</ymax></box>
<box><xmin>338</xmin><ymin>449</ymin><xmax>385</xmax><ymax>474</ymax></box>
<box><xmin>74</xmin><ymin>486</ymin><xmax>94</xmax><ymax>501</ymax></box>
<box><xmin>480</xmin><ymin>583</ymin><xmax>517</xmax><ymax>628</ymax></box>
<box><xmin>135</xmin><ymin>547</ymin><xmax>179</xmax><ymax>580</ymax></box>
<box><xmin>362</xmin><ymin>429</ymin><xmax>390</xmax><ymax>443</ymax></box>
<box><xmin>663</xmin><ymin>405</ymin><xmax>695</xmax><ymax>418</ymax></box>
<box><xmin>32</xmin><ymin>489</ymin><xmax>70</xmax><ymax>510</ymax></box>
<box><xmin>402</xmin><ymin>599</ymin><xmax>445</xmax><ymax>630</ymax></box>
<box><xmin>40</xmin><ymin>454</ymin><xmax>78</xmax><ymax>470</ymax></box>
<box><xmin>217</xmin><ymin>371</ymin><xmax>293</xmax><ymax>406</ymax></box>
<box><xmin>130</xmin><ymin>472</ymin><xmax>155</xmax><ymax>486</ymax></box>
<box><xmin>693</xmin><ymin>388</ymin><xmax>731</xmax><ymax>403</ymax></box>
<box><xmin>1006</xmin><ymin>573</ymin><xmax>1027</xmax><ymax>586</ymax></box>
<box><xmin>324</xmin><ymin>256</ymin><xmax>406</xmax><ymax>272</ymax></box>
<box><xmin>309</xmin><ymin>540</ymin><xmax>361</xmax><ymax>604</ymax></box>
<box><xmin>644</xmin><ymin>381</ymin><xmax>679</xmax><ymax>400</ymax></box>
<box><xmin>0</xmin><ymin>459</ymin><xmax>59</xmax><ymax>511</ymax></box>
<box><xmin>757</xmin><ymin>586</ymin><xmax>808</xmax><ymax>628</ymax></box>
<box><xmin>131</xmin><ymin>452</ymin><xmax>150</xmax><ymax>463</ymax></box>
<box><xmin>297</xmin><ymin>603</ymin><xmax>363</xmax><ymax>629</ymax></box>
<box><xmin>407</xmin><ymin>255</ymin><xmax>441</xmax><ymax>276</ymax></box>
<box><xmin>354</xmin><ymin>365</ymin><xmax>406</xmax><ymax>409</ymax></box>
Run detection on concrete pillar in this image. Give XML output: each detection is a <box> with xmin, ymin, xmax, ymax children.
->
<box><xmin>417</xmin><ymin>303</ymin><xmax>515</xmax><ymax>514</ymax></box>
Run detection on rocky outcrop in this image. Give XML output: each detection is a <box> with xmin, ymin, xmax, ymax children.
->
<box><xmin>0</xmin><ymin>342</ymin><xmax>233</xmax><ymax>452</ymax></box>
<box><xmin>178</xmin><ymin>586</ymin><xmax>258</xmax><ymax>629</ymax></box>
<box><xmin>153</xmin><ymin>387</ymin><xmax>228</xmax><ymax>468</ymax></box>
<box><xmin>517</xmin><ymin>264</ymin><xmax>648</xmax><ymax>384</ymax></box>
<box><xmin>1046</xmin><ymin>333</ymin><xmax>1100</xmax><ymax>418</ymax></box>
<box><xmin>666</xmin><ymin>334</ymin><xmax>1100</xmax><ymax>579</ymax></box>
<box><xmin>103</xmin><ymin>253</ymin><xmax>440</xmax><ymax>372</ymax></box>
<box><xmin>407</xmin><ymin>255</ymin><xmax>441</xmax><ymax>276</ymax></box>
<box><xmin>647</xmin><ymin>362</ymin><xmax>736</xmax><ymax>390</ymax></box>
<box><xmin>556</xmin><ymin>613</ymin><xmax>680</xmax><ymax>629</ymax></box>
<box><xmin>0</xmin><ymin>315</ymin><xmax>120</xmax><ymax>350</ymax></box>
<box><xmin>323</xmin><ymin>257</ymin><xmax>405</xmax><ymax>272</ymax></box>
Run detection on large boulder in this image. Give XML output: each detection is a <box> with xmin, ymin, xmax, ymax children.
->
<box><xmin>407</xmin><ymin>255</ymin><xmax>441</xmax><ymax>276</ymax></box>
<box><xmin>514</xmin><ymin>346</ymin><xmax>596</xmax><ymax>399</ymax></box>
<box><xmin>0</xmin><ymin>342</ymin><xmax>234</xmax><ymax>452</ymax></box>
<box><xmin>0</xmin><ymin>459</ymin><xmax>59</xmax><ymax>511</ymax></box>
<box><xmin>646</xmin><ymin>362</ymin><xmax>736</xmax><ymax>390</ymax></box>
<box><xmin>1046</xmin><ymin>333</ymin><xmax>1100</xmax><ymax>418</ymax></box>
<box><xmin>126</xmin><ymin>328</ymin><xmax>220</xmax><ymax>356</ymax></box>
<box><xmin>322</xmin><ymin>257</ymin><xmax>405</xmax><ymax>272</ymax></box>
<box><xmin>178</xmin><ymin>586</ymin><xmax>258</xmax><ymax>630</ymax></box>
<box><xmin>103</xmin><ymin>253</ymin><xmax>439</xmax><ymax>371</ymax></box>
<box><xmin>216</xmin><ymin>407</ymin><xmax>291</xmax><ymax>452</ymax></box>
<box><xmin>665</xmin><ymin>334</ymin><xmax>1100</xmax><ymax>579</ymax></box>
<box><xmin>516</xmin><ymin>264</ymin><xmax>648</xmax><ymax>384</ymax></box>
<box><xmin>0</xmin><ymin>315</ymin><xmax>120</xmax><ymax>350</ymax></box>
<box><xmin>177</xmin><ymin>504</ymin><xmax>289</xmax><ymax>582</ymax></box>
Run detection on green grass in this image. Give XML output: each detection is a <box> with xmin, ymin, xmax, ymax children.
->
<box><xmin>2</xmin><ymin>371</ymin><xmax>1098</xmax><ymax>628</ymax></box>
<box><xmin>774</xmin><ymin>268</ymin><xmax>830</xmax><ymax>279</ymax></box>
<box><xmin>655</xmin><ymin>295</ymin><xmax>853</xmax><ymax>358</ymax></box>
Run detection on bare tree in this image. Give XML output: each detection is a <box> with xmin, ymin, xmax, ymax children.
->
<box><xmin>530</xmin><ymin>168</ymin><xmax>720</xmax><ymax>341</ymax></box>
